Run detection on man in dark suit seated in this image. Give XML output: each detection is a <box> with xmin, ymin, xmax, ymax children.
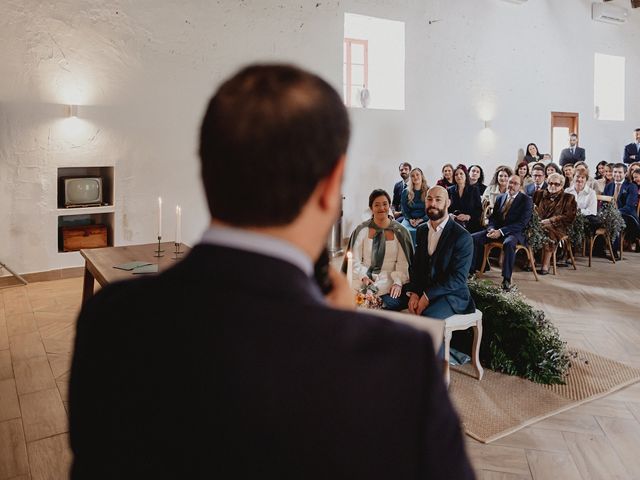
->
<box><xmin>559</xmin><ymin>133</ymin><xmax>586</xmax><ymax>167</ymax></box>
<box><xmin>622</xmin><ymin>128</ymin><xmax>640</xmax><ymax>164</ymax></box>
<box><xmin>604</xmin><ymin>163</ymin><xmax>639</xmax><ymax>255</ymax></box>
<box><xmin>391</xmin><ymin>161</ymin><xmax>411</xmax><ymax>221</ymax></box>
<box><xmin>69</xmin><ymin>64</ymin><xmax>474</xmax><ymax>479</ymax></box>
<box><xmin>525</xmin><ymin>163</ymin><xmax>547</xmax><ymax>197</ymax></box>
<box><xmin>407</xmin><ymin>186</ymin><xmax>475</xmax><ymax>320</ymax></box>
<box><xmin>471</xmin><ymin>175</ymin><xmax>533</xmax><ymax>292</ymax></box>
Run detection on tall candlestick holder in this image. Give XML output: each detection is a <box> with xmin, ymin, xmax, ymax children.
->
<box><xmin>172</xmin><ymin>242</ymin><xmax>184</xmax><ymax>260</ymax></box>
<box><xmin>153</xmin><ymin>236</ymin><xmax>164</xmax><ymax>257</ymax></box>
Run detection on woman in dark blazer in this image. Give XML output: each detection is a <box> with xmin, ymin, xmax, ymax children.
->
<box><xmin>448</xmin><ymin>165</ymin><xmax>482</xmax><ymax>233</ymax></box>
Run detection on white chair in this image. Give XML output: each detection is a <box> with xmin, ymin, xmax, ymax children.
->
<box><xmin>444</xmin><ymin>309</ymin><xmax>484</xmax><ymax>386</ymax></box>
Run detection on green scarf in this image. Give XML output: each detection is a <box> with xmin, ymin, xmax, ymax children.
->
<box><xmin>341</xmin><ymin>218</ymin><xmax>414</xmax><ymax>278</ymax></box>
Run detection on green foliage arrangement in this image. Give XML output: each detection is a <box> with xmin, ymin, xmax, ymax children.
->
<box><xmin>598</xmin><ymin>199</ymin><xmax>625</xmax><ymax>240</ymax></box>
<box><xmin>567</xmin><ymin>211</ymin><xmax>588</xmax><ymax>250</ymax></box>
<box><xmin>524</xmin><ymin>210</ymin><xmax>550</xmax><ymax>252</ymax></box>
<box><xmin>468</xmin><ymin>278</ymin><xmax>571</xmax><ymax>384</ymax></box>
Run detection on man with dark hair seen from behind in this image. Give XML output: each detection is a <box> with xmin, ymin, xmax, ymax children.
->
<box><xmin>69</xmin><ymin>64</ymin><xmax>474</xmax><ymax>479</ymax></box>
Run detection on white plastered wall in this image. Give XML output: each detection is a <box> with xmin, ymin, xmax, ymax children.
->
<box><xmin>1</xmin><ymin>0</ymin><xmax>639</xmax><ymax>274</ymax></box>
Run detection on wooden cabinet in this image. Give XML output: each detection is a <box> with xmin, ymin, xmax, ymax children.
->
<box><xmin>60</xmin><ymin>225</ymin><xmax>108</xmax><ymax>252</ymax></box>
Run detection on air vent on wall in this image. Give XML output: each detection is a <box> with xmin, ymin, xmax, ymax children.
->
<box><xmin>592</xmin><ymin>2</ymin><xmax>628</xmax><ymax>24</ymax></box>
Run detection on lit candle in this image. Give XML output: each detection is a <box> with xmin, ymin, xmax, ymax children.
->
<box><xmin>175</xmin><ymin>205</ymin><xmax>181</xmax><ymax>244</ymax></box>
<box><xmin>157</xmin><ymin>197</ymin><xmax>162</xmax><ymax>238</ymax></box>
<box><xmin>346</xmin><ymin>251</ymin><xmax>353</xmax><ymax>290</ymax></box>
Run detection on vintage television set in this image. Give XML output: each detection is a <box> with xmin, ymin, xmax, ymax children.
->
<box><xmin>61</xmin><ymin>176</ymin><xmax>103</xmax><ymax>207</ymax></box>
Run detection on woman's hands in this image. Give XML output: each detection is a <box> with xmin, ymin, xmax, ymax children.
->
<box><xmin>389</xmin><ymin>284</ymin><xmax>402</xmax><ymax>299</ymax></box>
<box><xmin>455</xmin><ymin>213</ymin><xmax>471</xmax><ymax>222</ymax></box>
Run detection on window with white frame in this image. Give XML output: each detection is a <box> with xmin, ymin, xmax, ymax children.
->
<box><xmin>343</xmin><ymin>13</ymin><xmax>405</xmax><ymax>110</ymax></box>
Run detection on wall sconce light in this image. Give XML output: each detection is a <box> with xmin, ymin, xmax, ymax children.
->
<box><xmin>65</xmin><ymin>105</ymin><xmax>78</xmax><ymax>118</ymax></box>
<box><xmin>483</xmin><ymin>120</ymin><xmax>491</xmax><ymax>129</ymax></box>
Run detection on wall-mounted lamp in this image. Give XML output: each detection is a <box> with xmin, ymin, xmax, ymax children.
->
<box><xmin>483</xmin><ymin>120</ymin><xmax>491</xmax><ymax>129</ymax></box>
<box><xmin>64</xmin><ymin>105</ymin><xmax>78</xmax><ymax>118</ymax></box>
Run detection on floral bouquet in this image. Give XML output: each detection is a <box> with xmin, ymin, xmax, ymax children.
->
<box><xmin>355</xmin><ymin>283</ymin><xmax>383</xmax><ymax>309</ymax></box>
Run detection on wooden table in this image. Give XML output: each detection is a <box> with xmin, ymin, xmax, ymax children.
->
<box><xmin>80</xmin><ymin>242</ymin><xmax>190</xmax><ymax>305</ymax></box>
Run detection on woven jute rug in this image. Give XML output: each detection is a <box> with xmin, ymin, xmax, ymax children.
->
<box><xmin>449</xmin><ymin>349</ymin><xmax>640</xmax><ymax>443</ymax></box>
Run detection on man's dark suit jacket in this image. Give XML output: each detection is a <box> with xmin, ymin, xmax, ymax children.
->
<box><xmin>525</xmin><ymin>182</ymin><xmax>547</xmax><ymax>197</ymax></box>
<box><xmin>407</xmin><ymin>217</ymin><xmax>475</xmax><ymax>315</ymax></box>
<box><xmin>558</xmin><ymin>146</ymin><xmax>585</xmax><ymax>167</ymax></box>
<box><xmin>623</xmin><ymin>142</ymin><xmax>640</xmax><ymax>164</ymax></box>
<box><xmin>392</xmin><ymin>179</ymin><xmax>406</xmax><ymax>211</ymax></box>
<box><xmin>69</xmin><ymin>244</ymin><xmax>474</xmax><ymax>479</ymax></box>
<box><xmin>604</xmin><ymin>180</ymin><xmax>639</xmax><ymax>218</ymax></box>
<box><xmin>488</xmin><ymin>192</ymin><xmax>533</xmax><ymax>244</ymax></box>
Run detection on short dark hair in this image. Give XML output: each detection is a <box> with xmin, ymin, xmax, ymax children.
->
<box><xmin>368</xmin><ymin>189</ymin><xmax>391</xmax><ymax>208</ymax></box>
<box><xmin>531</xmin><ymin>162</ymin><xmax>545</xmax><ymax>174</ymax></box>
<box><xmin>634</xmin><ymin>128</ymin><xmax>640</xmax><ymax>132</ymax></box>
<box><xmin>570</xmin><ymin>133</ymin><xmax>578</xmax><ymax>138</ymax></box>
<box><xmin>199</xmin><ymin>64</ymin><xmax>350</xmax><ymax>226</ymax></box>
<box><xmin>613</xmin><ymin>163</ymin><xmax>627</xmax><ymax>172</ymax></box>
<box><xmin>398</xmin><ymin>162</ymin><xmax>412</xmax><ymax>170</ymax></box>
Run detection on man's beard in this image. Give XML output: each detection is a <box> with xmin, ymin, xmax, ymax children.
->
<box><xmin>401</xmin><ymin>173</ymin><xmax>409</xmax><ymax>180</ymax></box>
<box><xmin>426</xmin><ymin>207</ymin><xmax>446</xmax><ymax>221</ymax></box>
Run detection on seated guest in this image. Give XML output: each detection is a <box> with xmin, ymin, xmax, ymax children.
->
<box><xmin>472</xmin><ymin>175</ymin><xmax>533</xmax><ymax>291</ymax></box>
<box><xmin>407</xmin><ymin>186</ymin><xmax>475</xmax><ymax>320</ymax></box>
<box><xmin>401</xmin><ymin>167</ymin><xmax>429</xmax><ymax>245</ymax></box>
<box><xmin>626</xmin><ymin>161</ymin><xmax>640</xmax><ymax>183</ymax></box>
<box><xmin>525</xmin><ymin>163</ymin><xmax>547</xmax><ymax>196</ymax></box>
<box><xmin>524</xmin><ymin>142</ymin><xmax>544</xmax><ymax>164</ymax></box>
<box><xmin>436</xmin><ymin>163</ymin><xmax>455</xmax><ymax>189</ymax></box>
<box><xmin>448</xmin><ymin>165</ymin><xmax>482</xmax><ymax>233</ymax></box>
<box><xmin>482</xmin><ymin>165</ymin><xmax>513</xmax><ymax>209</ymax></box>
<box><xmin>604</xmin><ymin>163</ymin><xmax>639</xmax><ymax>253</ymax></box>
<box><xmin>574</xmin><ymin>162</ymin><xmax>600</xmax><ymax>193</ymax></box>
<box><xmin>391</xmin><ymin>162</ymin><xmax>411</xmax><ymax>222</ymax></box>
<box><xmin>516</xmin><ymin>161</ymin><xmax>532</xmax><ymax>189</ymax></box>
<box><xmin>566</xmin><ymin>169</ymin><xmax>598</xmax><ymax>224</ymax></box>
<box><xmin>633</xmin><ymin>169</ymin><xmax>640</xmax><ymax>190</ymax></box>
<box><xmin>533</xmin><ymin>173</ymin><xmax>578</xmax><ymax>275</ymax></box>
<box><xmin>546</xmin><ymin>162</ymin><xmax>562</xmax><ymax>177</ymax></box>
<box><xmin>595</xmin><ymin>162</ymin><xmax>613</xmax><ymax>193</ymax></box>
<box><xmin>469</xmin><ymin>164</ymin><xmax>487</xmax><ymax>195</ymax></box>
<box><xmin>345</xmin><ymin>189</ymin><xmax>413</xmax><ymax>311</ymax></box>
<box><xmin>559</xmin><ymin>133</ymin><xmax>586</xmax><ymax>167</ymax></box>
<box><xmin>594</xmin><ymin>160</ymin><xmax>607</xmax><ymax>181</ymax></box>
<box><xmin>562</xmin><ymin>163</ymin><xmax>575</xmax><ymax>189</ymax></box>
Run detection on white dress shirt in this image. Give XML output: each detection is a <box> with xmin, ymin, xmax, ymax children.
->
<box><xmin>427</xmin><ymin>214</ymin><xmax>450</xmax><ymax>256</ymax></box>
<box><xmin>565</xmin><ymin>185</ymin><xmax>597</xmax><ymax>216</ymax></box>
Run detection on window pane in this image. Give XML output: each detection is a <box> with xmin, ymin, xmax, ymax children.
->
<box><xmin>351</xmin><ymin>64</ymin><xmax>365</xmax><ymax>87</ymax></box>
<box><xmin>552</xmin><ymin>127</ymin><xmax>570</xmax><ymax>163</ymax></box>
<box><xmin>351</xmin><ymin>43</ymin><xmax>365</xmax><ymax>64</ymax></box>
<box><xmin>594</xmin><ymin>53</ymin><xmax>625</xmax><ymax>121</ymax></box>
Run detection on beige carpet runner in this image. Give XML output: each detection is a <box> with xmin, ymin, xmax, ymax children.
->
<box><xmin>449</xmin><ymin>349</ymin><xmax>640</xmax><ymax>443</ymax></box>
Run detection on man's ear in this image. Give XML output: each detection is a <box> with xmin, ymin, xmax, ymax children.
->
<box><xmin>318</xmin><ymin>154</ymin><xmax>346</xmax><ymax>212</ymax></box>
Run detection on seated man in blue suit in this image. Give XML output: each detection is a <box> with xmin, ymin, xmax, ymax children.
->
<box><xmin>391</xmin><ymin>161</ymin><xmax>411</xmax><ymax>221</ymax></box>
<box><xmin>471</xmin><ymin>175</ymin><xmax>533</xmax><ymax>291</ymax></box>
<box><xmin>69</xmin><ymin>64</ymin><xmax>474</xmax><ymax>479</ymax></box>
<box><xmin>407</xmin><ymin>185</ymin><xmax>475</xmax><ymax>320</ymax></box>
<box><xmin>604</xmin><ymin>163</ymin><xmax>639</xmax><ymax>255</ymax></box>
<box><xmin>525</xmin><ymin>163</ymin><xmax>547</xmax><ymax>197</ymax></box>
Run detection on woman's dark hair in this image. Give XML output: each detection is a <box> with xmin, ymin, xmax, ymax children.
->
<box><xmin>468</xmin><ymin>164</ymin><xmax>485</xmax><ymax>184</ymax></box>
<box><xmin>545</xmin><ymin>162</ymin><xmax>562</xmax><ymax>175</ymax></box>
<box><xmin>368</xmin><ymin>189</ymin><xmax>391</xmax><ymax>208</ymax></box>
<box><xmin>199</xmin><ymin>64</ymin><xmax>350</xmax><ymax>226</ymax></box>
<box><xmin>516</xmin><ymin>161</ymin><xmax>530</xmax><ymax>178</ymax></box>
<box><xmin>525</xmin><ymin>143</ymin><xmax>539</xmax><ymax>158</ymax></box>
<box><xmin>490</xmin><ymin>166</ymin><xmax>513</xmax><ymax>186</ymax></box>
<box><xmin>453</xmin><ymin>165</ymin><xmax>470</xmax><ymax>188</ymax></box>
<box><xmin>595</xmin><ymin>160</ymin><xmax>608</xmax><ymax>180</ymax></box>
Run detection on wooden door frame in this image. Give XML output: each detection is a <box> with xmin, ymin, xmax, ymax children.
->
<box><xmin>550</xmin><ymin>112</ymin><xmax>579</xmax><ymax>159</ymax></box>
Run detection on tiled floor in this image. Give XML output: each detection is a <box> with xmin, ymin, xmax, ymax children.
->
<box><xmin>1</xmin><ymin>250</ymin><xmax>639</xmax><ymax>479</ymax></box>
